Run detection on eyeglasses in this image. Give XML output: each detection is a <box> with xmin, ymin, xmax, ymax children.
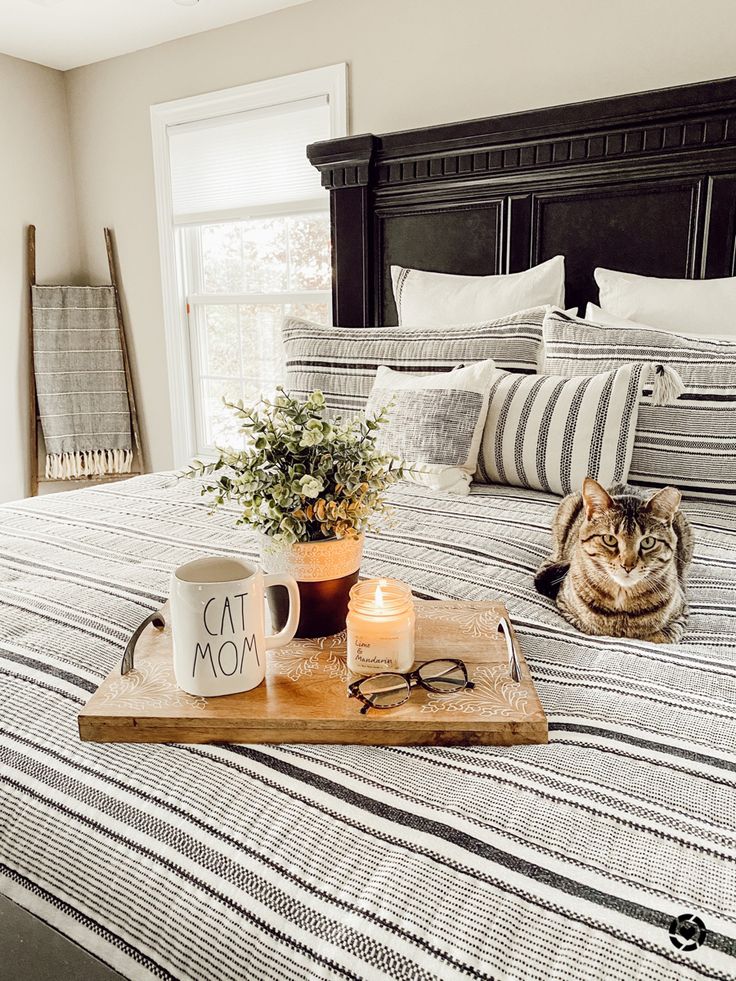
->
<box><xmin>348</xmin><ymin>658</ymin><xmax>475</xmax><ymax>714</ymax></box>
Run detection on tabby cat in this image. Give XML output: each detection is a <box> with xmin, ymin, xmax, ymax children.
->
<box><xmin>535</xmin><ymin>478</ymin><xmax>694</xmax><ymax>643</ymax></box>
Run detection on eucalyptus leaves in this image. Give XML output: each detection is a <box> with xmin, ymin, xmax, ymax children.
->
<box><xmin>188</xmin><ymin>389</ymin><xmax>404</xmax><ymax>545</ymax></box>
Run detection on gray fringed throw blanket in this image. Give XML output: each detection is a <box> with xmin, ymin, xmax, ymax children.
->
<box><xmin>32</xmin><ymin>286</ymin><xmax>133</xmax><ymax>480</ymax></box>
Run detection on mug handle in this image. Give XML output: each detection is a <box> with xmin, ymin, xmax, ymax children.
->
<box><xmin>263</xmin><ymin>573</ymin><xmax>300</xmax><ymax>649</ymax></box>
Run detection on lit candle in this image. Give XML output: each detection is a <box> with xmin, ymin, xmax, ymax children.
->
<box><xmin>346</xmin><ymin>578</ymin><xmax>415</xmax><ymax>675</ymax></box>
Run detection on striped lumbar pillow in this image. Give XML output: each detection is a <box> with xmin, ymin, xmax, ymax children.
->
<box><xmin>543</xmin><ymin>308</ymin><xmax>736</xmax><ymax>500</ymax></box>
<box><xmin>476</xmin><ymin>364</ymin><xmax>646</xmax><ymax>496</ymax></box>
<box><xmin>281</xmin><ymin>307</ymin><xmax>545</xmax><ymax>415</ymax></box>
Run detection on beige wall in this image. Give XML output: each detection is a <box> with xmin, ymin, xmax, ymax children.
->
<box><xmin>0</xmin><ymin>53</ymin><xmax>80</xmax><ymax>502</ymax></box>
<box><xmin>56</xmin><ymin>0</ymin><xmax>736</xmax><ymax>472</ymax></box>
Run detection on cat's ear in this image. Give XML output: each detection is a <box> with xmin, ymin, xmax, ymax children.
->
<box><xmin>582</xmin><ymin>478</ymin><xmax>614</xmax><ymax>519</ymax></box>
<box><xmin>644</xmin><ymin>486</ymin><xmax>681</xmax><ymax>521</ymax></box>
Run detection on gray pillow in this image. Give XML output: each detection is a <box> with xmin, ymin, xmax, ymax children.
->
<box><xmin>366</xmin><ymin>360</ymin><xmax>497</xmax><ymax>495</ymax></box>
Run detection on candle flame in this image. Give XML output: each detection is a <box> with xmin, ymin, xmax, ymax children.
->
<box><xmin>375</xmin><ymin>580</ymin><xmax>386</xmax><ymax>608</ymax></box>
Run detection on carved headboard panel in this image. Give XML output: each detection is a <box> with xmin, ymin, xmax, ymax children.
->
<box><xmin>307</xmin><ymin>77</ymin><xmax>736</xmax><ymax>326</ymax></box>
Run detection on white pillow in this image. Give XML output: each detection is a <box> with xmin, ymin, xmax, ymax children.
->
<box><xmin>391</xmin><ymin>256</ymin><xmax>565</xmax><ymax>326</ymax></box>
<box><xmin>595</xmin><ymin>267</ymin><xmax>736</xmax><ymax>337</ymax></box>
<box><xmin>584</xmin><ymin>302</ymin><xmax>731</xmax><ymax>341</ymax></box>
<box><xmin>584</xmin><ymin>303</ymin><xmax>645</xmax><ymax>328</ymax></box>
<box><xmin>366</xmin><ymin>359</ymin><xmax>497</xmax><ymax>495</ymax></box>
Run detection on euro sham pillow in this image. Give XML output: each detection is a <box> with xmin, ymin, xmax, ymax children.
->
<box><xmin>366</xmin><ymin>360</ymin><xmax>497</xmax><ymax>495</ymax></box>
<box><xmin>595</xmin><ymin>267</ymin><xmax>736</xmax><ymax>337</ymax></box>
<box><xmin>584</xmin><ymin>302</ymin><xmax>731</xmax><ymax>341</ymax></box>
<box><xmin>281</xmin><ymin>307</ymin><xmax>545</xmax><ymax>415</ymax></box>
<box><xmin>390</xmin><ymin>256</ymin><xmax>564</xmax><ymax>326</ymax></box>
<box><xmin>475</xmin><ymin>364</ymin><xmax>646</xmax><ymax>496</ymax></box>
<box><xmin>543</xmin><ymin>307</ymin><xmax>736</xmax><ymax>500</ymax></box>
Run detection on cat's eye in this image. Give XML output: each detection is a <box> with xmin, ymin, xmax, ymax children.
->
<box><xmin>641</xmin><ymin>536</ymin><xmax>656</xmax><ymax>550</ymax></box>
<box><xmin>602</xmin><ymin>534</ymin><xmax>618</xmax><ymax>547</ymax></box>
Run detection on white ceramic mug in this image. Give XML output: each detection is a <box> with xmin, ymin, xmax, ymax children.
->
<box><xmin>170</xmin><ymin>556</ymin><xmax>300</xmax><ymax>697</ymax></box>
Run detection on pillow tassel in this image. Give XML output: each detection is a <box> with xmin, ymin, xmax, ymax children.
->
<box><xmin>651</xmin><ymin>364</ymin><xmax>685</xmax><ymax>406</ymax></box>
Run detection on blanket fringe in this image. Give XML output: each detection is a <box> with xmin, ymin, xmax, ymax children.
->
<box><xmin>45</xmin><ymin>449</ymin><xmax>133</xmax><ymax>481</ymax></box>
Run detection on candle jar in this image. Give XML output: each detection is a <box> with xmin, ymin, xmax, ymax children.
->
<box><xmin>346</xmin><ymin>579</ymin><xmax>415</xmax><ymax>676</ymax></box>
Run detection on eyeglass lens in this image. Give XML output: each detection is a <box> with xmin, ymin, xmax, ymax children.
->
<box><xmin>417</xmin><ymin>659</ymin><xmax>468</xmax><ymax>693</ymax></box>
<box><xmin>357</xmin><ymin>673</ymin><xmax>411</xmax><ymax>708</ymax></box>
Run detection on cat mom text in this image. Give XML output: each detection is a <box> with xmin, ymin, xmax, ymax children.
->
<box><xmin>192</xmin><ymin>591</ymin><xmax>261</xmax><ymax>678</ymax></box>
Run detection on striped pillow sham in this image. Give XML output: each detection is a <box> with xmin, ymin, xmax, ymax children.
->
<box><xmin>281</xmin><ymin>308</ymin><xmax>545</xmax><ymax>415</ymax></box>
<box><xmin>476</xmin><ymin>364</ymin><xmax>646</xmax><ymax>496</ymax></box>
<box><xmin>543</xmin><ymin>308</ymin><xmax>736</xmax><ymax>499</ymax></box>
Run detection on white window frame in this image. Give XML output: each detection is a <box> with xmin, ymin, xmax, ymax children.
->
<box><xmin>151</xmin><ymin>64</ymin><xmax>347</xmax><ymax>466</ymax></box>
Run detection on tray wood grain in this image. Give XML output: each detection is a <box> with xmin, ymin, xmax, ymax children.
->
<box><xmin>78</xmin><ymin>600</ymin><xmax>547</xmax><ymax>746</ymax></box>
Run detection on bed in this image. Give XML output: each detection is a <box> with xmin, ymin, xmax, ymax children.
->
<box><xmin>3</xmin><ymin>77</ymin><xmax>736</xmax><ymax>980</ymax></box>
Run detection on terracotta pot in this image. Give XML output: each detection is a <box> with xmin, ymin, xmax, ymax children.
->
<box><xmin>259</xmin><ymin>534</ymin><xmax>364</xmax><ymax>639</ymax></box>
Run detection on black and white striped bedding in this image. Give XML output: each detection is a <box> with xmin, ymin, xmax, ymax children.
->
<box><xmin>1</xmin><ymin>474</ymin><xmax>735</xmax><ymax>981</ymax></box>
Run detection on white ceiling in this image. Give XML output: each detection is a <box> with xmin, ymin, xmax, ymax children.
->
<box><xmin>0</xmin><ymin>0</ymin><xmax>311</xmax><ymax>71</ymax></box>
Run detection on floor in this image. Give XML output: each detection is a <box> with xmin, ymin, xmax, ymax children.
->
<box><xmin>0</xmin><ymin>894</ymin><xmax>125</xmax><ymax>980</ymax></box>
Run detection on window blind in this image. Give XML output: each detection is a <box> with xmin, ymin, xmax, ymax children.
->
<box><xmin>168</xmin><ymin>96</ymin><xmax>330</xmax><ymax>223</ymax></box>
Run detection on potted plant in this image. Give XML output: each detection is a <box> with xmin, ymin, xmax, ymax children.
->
<box><xmin>188</xmin><ymin>389</ymin><xmax>403</xmax><ymax>637</ymax></box>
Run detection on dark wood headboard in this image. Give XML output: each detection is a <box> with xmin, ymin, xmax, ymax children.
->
<box><xmin>307</xmin><ymin>77</ymin><xmax>736</xmax><ymax>327</ymax></box>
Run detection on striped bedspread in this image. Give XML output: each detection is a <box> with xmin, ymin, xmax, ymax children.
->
<box><xmin>1</xmin><ymin>474</ymin><xmax>735</xmax><ymax>981</ymax></box>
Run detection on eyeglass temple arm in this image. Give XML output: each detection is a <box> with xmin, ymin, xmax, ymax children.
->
<box><xmin>416</xmin><ymin>661</ymin><xmax>463</xmax><ymax>682</ymax></box>
<box><xmin>348</xmin><ymin>687</ymin><xmax>383</xmax><ymax>714</ymax></box>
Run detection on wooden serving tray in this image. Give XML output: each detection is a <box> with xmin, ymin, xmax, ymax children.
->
<box><xmin>78</xmin><ymin>600</ymin><xmax>547</xmax><ymax>746</ymax></box>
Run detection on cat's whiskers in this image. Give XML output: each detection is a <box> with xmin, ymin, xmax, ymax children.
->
<box><xmin>643</xmin><ymin>576</ymin><xmax>677</xmax><ymax>607</ymax></box>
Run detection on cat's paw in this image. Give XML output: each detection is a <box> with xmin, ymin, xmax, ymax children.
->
<box><xmin>644</xmin><ymin>622</ymin><xmax>686</xmax><ymax>644</ymax></box>
<box><xmin>642</xmin><ymin>630</ymin><xmax>672</xmax><ymax>644</ymax></box>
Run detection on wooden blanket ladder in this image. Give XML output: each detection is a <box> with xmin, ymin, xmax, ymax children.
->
<box><xmin>27</xmin><ymin>225</ymin><xmax>146</xmax><ymax>496</ymax></box>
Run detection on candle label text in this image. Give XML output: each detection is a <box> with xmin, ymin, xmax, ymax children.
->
<box><xmin>348</xmin><ymin>632</ymin><xmax>405</xmax><ymax>673</ymax></box>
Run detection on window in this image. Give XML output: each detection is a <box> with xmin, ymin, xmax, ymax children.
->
<box><xmin>183</xmin><ymin>212</ymin><xmax>331</xmax><ymax>448</ymax></box>
<box><xmin>151</xmin><ymin>65</ymin><xmax>346</xmax><ymax>462</ymax></box>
